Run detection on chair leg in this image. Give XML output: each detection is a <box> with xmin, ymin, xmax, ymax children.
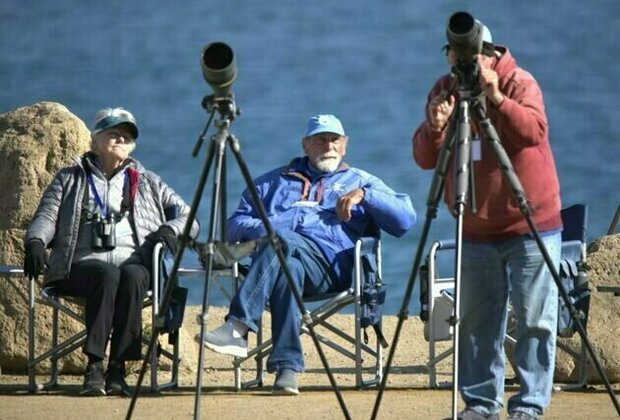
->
<box><xmin>149</xmin><ymin>334</ymin><xmax>159</xmax><ymax>393</ymax></box>
<box><xmin>49</xmin><ymin>306</ymin><xmax>60</xmax><ymax>387</ymax></box>
<box><xmin>28</xmin><ymin>276</ymin><xmax>38</xmax><ymax>393</ymax></box>
<box><xmin>234</xmin><ymin>318</ymin><xmax>266</xmax><ymax>391</ymax></box>
<box><xmin>554</xmin><ymin>338</ymin><xmax>589</xmax><ymax>391</ymax></box>
<box><xmin>354</xmin><ymin>298</ymin><xmax>362</xmax><ymax>388</ymax></box>
<box><xmin>255</xmin><ymin>324</ymin><xmax>265</xmax><ymax>387</ymax></box>
<box><xmin>171</xmin><ymin>333</ymin><xmax>180</xmax><ymax>387</ymax></box>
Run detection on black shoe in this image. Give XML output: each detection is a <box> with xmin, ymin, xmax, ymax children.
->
<box><xmin>80</xmin><ymin>362</ymin><xmax>106</xmax><ymax>396</ymax></box>
<box><xmin>105</xmin><ymin>361</ymin><xmax>130</xmax><ymax>397</ymax></box>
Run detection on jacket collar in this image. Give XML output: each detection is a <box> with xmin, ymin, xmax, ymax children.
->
<box><xmin>76</xmin><ymin>152</ymin><xmax>141</xmax><ymax>177</ymax></box>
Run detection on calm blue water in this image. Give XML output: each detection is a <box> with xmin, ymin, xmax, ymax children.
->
<box><xmin>1</xmin><ymin>1</ymin><xmax>619</xmax><ymax>315</ymax></box>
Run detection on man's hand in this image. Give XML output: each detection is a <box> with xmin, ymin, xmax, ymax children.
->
<box><xmin>336</xmin><ymin>188</ymin><xmax>365</xmax><ymax>222</ymax></box>
<box><xmin>478</xmin><ymin>66</ymin><xmax>504</xmax><ymax>106</ymax></box>
<box><xmin>428</xmin><ymin>91</ymin><xmax>455</xmax><ymax>131</ymax></box>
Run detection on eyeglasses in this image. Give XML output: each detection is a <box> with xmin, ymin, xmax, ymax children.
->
<box><xmin>106</xmin><ymin>129</ymin><xmax>135</xmax><ymax>144</ymax></box>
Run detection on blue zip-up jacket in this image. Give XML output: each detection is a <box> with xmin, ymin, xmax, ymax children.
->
<box><xmin>227</xmin><ymin>157</ymin><xmax>416</xmax><ymax>281</ymax></box>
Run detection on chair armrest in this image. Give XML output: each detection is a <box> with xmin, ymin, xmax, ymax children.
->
<box><xmin>436</xmin><ymin>239</ymin><xmax>455</xmax><ymax>250</ymax></box>
<box><xmin>0</xmin><ymin>266</ymin><xmax>24</xmax><ymax>275</ymax></box>
<box><xmin>357</xmin><ymin>236</ymin><xmax>379</xmax><ymax>255</ymax></box>
<box><xmin>561</xmin><ymin>239</ymin><xmax>584</xmax><ymax>262</ymax></box>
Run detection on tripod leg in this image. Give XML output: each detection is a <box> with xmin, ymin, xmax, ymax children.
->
<box><xmin>126</xmin><ymin>133</ymin><xmax>217</xmax><ymax>420</ymax></box>
<box><xmin>193</xmin><ymin>129</ymin><xmax>229</xmax><ymax>419</ymax></box>
<box><xmin>449</xmin><ymin>96</ymin><xmax>474</xmax><ymax>420</ymax></box>
<box><xmin>372</xmin><ymin>113</ymin><xmax>459</xmax><ymax>420</ymax></box>
<box><xmin>471</xmin><ymin>99</ymin><xmax>620</xmax><ymax>416</ymax></box>
<box><xmin>227</xmin><ymin>134</ymin><xmax>352</xmax><ymax>420</ymax></box>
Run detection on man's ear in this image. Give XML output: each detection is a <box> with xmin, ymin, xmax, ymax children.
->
<box><xmin>301</xmin><ymin>137</ymin><xmax>309</xmax><ymax>154</ymax></box>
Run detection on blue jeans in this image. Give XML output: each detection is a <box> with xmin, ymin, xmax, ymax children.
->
<box><xmin>228</xmin><ymin>231</ymin><xmax>346</xmax><ymax>373</ymax></box>
<box><xmin>458</xmin><ymin>232</ymin><xmax>561</xmax><ymax>417</ymax></box>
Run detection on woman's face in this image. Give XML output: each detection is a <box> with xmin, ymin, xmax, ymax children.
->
<box><xmin>92</xmin><ymin>124</ymin><xmax>135</xmax><ymax>163</ymax></box>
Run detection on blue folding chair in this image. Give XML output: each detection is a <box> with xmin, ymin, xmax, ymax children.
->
<box><xmin>231</xmin><ymin>234</ymin><xmax>386</xmax><ymax>390</ymax></box>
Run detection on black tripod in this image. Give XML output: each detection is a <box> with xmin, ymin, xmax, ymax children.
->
<box><xmin>371</xmin><ymin>66</ymin><xmax>620</xmax><ymax>420</ymax></box>
<box><xmin>125</xmin><ymin>93</ymin><xmax>352</xmax><ymax>420</ymax></box>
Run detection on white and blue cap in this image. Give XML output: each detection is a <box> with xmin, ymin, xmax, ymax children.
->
<box><xmin>478</xmin><ymin>20</ymin><xmax>495</xmax><ymax>56</ymax></box>
<box><xmin>91</xmin><ymin>107</ymin><xmax>139</xmax><ymax>139</ymax></box>
<box><xmin>304</xmin><ymin>114</ymin><xmax>345</xmax><ymax>137</ymax></box>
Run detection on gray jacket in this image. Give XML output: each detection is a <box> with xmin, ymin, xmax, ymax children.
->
<box><xmin>25</xmin><ymin>154</ymin><xmax>199</xmax><ymax>283</ymax></box>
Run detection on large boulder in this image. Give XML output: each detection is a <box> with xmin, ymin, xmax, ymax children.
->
<box><xmin>555</xmin><ymin>233</ymin><xmax>620</xmax><ymax>384</ymax></box>
<box><xmin>0</xmin><ymin>102</ymin><xmax>91</xmax><ymax>374</ymax></box>
<box><xmin>504</xmin><ymin>233</ymin><xmax>620</xmax><ymax>384</ymax></box>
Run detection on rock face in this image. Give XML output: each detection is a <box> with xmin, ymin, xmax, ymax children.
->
<box><xmin>0</xmin><ymin>102</ymin><xmax>91</xmax><ymax>374</ymax></box>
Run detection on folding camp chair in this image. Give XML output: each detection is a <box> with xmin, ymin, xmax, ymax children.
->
<box><xmin>553</xmin><ymin>203</ymin><xmax>590</xmax><ymax>390</ymax></box>
<box><xmin>421</xmin><ymin>204</ymin><xmax>590</xmax><ymax>389</ymax></box>
<box><xmin>1</xmin><ymin>242</ymin><xmax>181</xmax><ymax>393</ymax></box>
<box><xmin>231</xmin><ymin>235</ymin><xmax>386</xmax><ymax>390</ymax></box>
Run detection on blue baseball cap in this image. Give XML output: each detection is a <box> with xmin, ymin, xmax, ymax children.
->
<box><xmin>304</xmin><ymin>114</ymin><xmax>345</xmax><ymax>137</ymax></box>
<box><xmin>92</xmin><ymin>107</ymin><xmax>139</xmax><ymax>139</ymax></box>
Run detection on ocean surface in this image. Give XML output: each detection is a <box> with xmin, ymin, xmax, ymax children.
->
<box><xmin>1</xmin><ymin>1</ymin><xmax>619</xmax><ymax>315</ymax></box>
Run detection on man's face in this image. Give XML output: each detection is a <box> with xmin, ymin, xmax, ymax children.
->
<box><xmin>302</xmin><ymin>132</ymin><xmax>347</xmax><ymax>173</ymax></box>
<box><xmin>446</xmin><ymin>47</ymin><xmax>494</xmax><ymax>69</ymax></box>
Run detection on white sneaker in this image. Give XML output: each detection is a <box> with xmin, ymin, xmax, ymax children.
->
<box><xmin>196</xmin><ymin>321</ymin><xmax>248</xmax><ymax>358</ymax></box>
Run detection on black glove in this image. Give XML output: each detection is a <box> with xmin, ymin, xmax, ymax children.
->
<box><xmin>24</xmin><ymin>239</ymin><xmax>46</xmax><ymax>279</ymax></box>
<box><xmin>153</xmin><ymin>226</ymin><xmax>178</xmax><ymax>255</ymax></box>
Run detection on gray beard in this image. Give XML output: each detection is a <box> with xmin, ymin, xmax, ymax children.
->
<box><xmin>313</xmin><ymin>157</ymin><xmax>341</xmax><ymax>173</ymax></box>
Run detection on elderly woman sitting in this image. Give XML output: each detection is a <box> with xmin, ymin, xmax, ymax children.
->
<box><xmin>23</xmin><ymin>107</ymin><xmax>199</xmax><ymax>396</ymax></box>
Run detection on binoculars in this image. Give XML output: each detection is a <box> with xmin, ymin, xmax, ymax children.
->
<box><xmin>91</xmin><ymin>213</ymin><xmax>116</xmax><ymax>251</ymax></box>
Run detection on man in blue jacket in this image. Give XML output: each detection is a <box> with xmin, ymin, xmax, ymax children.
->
<box><xmin>200</xmin><ymin>114</ymin><xmax>416</xmax><ymax>394</ymax></box>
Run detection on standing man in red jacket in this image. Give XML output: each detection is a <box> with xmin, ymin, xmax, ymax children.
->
<box><xmin>412</xmin><ymin>16</ymin><xmax>562</xmax><ymax>420</ymax></box>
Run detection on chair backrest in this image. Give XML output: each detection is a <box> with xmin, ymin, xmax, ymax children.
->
<box><xmin>561</xmin><ymin>204</ymin><xmax>588</xmax><ymax>244</ymax></box>
<box><xmin>557</xmin><ymin>204</ymin><xmax>591</xmax><ymax>338</ymax></box>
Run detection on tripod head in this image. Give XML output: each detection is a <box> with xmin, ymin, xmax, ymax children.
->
<box><xmin>201</xmin><ymin>93</ymin><xmax>241</xmax><ymax>121</ymax></box>
<box><xmin>446</xmin><ymin>12</ymin><xmax>487</xmax><ymax>98</ymax></box>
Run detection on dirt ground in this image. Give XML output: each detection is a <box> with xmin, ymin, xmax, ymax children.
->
<box><xmin>1</xmin><ymin>306</ymin><xmax>618</xmax><ymax>420</ymax></box>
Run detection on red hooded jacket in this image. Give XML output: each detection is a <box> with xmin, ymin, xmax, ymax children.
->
<box><xmin>412</xmin><ymin>46</ymin><xmax>562</xmax><ymax>241</ymax></box>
